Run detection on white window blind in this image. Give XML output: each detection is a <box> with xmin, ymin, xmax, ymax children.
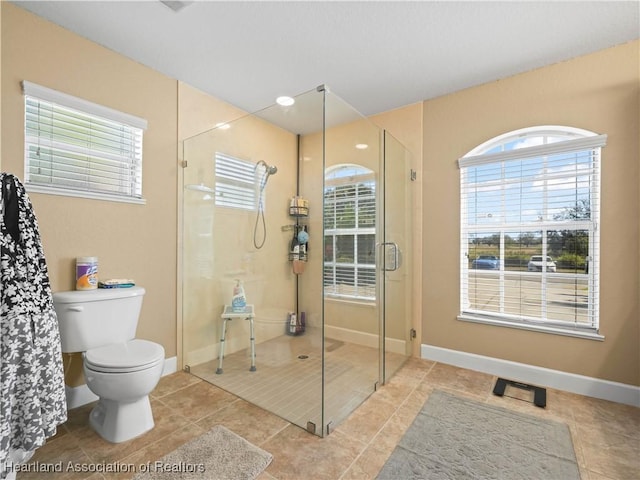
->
<box><xmin>214</xmin><ymin>153</ymin><xmax>257</xmax><ymax>210</ymax></box>
<box><xmin>324</xmin><ymin>165</ymin><xmax>376</xmax><ymax>301</ymax></box>
<box><xmin>22</xmin><ymin>81</ymin><xmax>147</xmax><ymax>204</ymax></box>
<box><xmin>459</xmin><ymin>128</ymin><xmax>605</xmax><ymax>337</ymax></box>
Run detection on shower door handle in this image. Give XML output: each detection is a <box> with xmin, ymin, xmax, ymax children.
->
<box><xmin>380</xmin><ymin>242</ymin><xmax>401</xmax><ymax>272</ymax></box>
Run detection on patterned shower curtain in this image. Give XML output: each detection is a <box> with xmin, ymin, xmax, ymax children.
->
<box><xmin>0</xmin><ymin>173</ymin><xmax>67</xmax><ymax>479</ymax></box>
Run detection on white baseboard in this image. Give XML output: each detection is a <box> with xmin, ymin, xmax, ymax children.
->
<box><xmin>325</xmin><ymin>324</ymin><xmax>407</xmax><ymax>355</ymax></box>
<box><xmin>162</xmin><ymin>356</ymin><xmax>178</xmax><ymax>376</ymax></box>
<box><xmin>421</xmin><ymin>344</ymin><xmax>640</xmax><ymax>407</ymax></box>
<box><xmin>65</xmin><ymin>383</ymin><xmax>98</xmax><ymax>410</ymax></box>
<box><xmin>65</xmin><ymin>356</ymin><xmax>178</xmax><ymax>410</ymax></box>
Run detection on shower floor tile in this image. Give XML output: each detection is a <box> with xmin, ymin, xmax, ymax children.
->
<box><xmin>189</xmin><ymin>330</ymin><xmax>406</xmax><ymax>433</ymax></box>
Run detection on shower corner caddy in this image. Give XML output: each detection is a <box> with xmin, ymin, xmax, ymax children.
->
<box><xmin>288</xmin><ymin>204</ymin><xmax>309</xmax><ymax>217</ymax></box>
<box><xmin>288</xmin><ymin>250</ymin><xmax>308</xmax><ymax>262</ymax></box>
<box><xmin>288</xmin><ymin>196</ymin><xmax>309</xmax><ymax>263</ymax></box>
<box><xmin>288</xmin><ymin>196</ymin><xmax>309</xmax><ymax>217</ymax></box>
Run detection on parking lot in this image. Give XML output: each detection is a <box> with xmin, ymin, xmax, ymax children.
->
<box><xmin>467</xmin><ymin>271</ymin><xmax>590</xmax><ymax>324</ymax></box>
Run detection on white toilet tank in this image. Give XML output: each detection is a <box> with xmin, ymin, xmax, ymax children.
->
<box><xmin>52</xmin><ymin>287</ymin><xmax>145</xmax><ymax>353</ymax></box>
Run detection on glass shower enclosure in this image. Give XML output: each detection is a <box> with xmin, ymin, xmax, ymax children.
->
<box><xmin>181</xmin><ymin>86</ymin><xmax>412</xmax><ymax>436</ymax></box>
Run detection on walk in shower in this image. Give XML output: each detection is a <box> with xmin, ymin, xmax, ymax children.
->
<box><xmin>181</xmin><ymin>86</ymin><xmax>413</xmax><ymax>436</ymax></box>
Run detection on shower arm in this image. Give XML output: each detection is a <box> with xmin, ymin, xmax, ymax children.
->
<box><xmin>255</xmin><ymin>160</ymin><xmax>268</xmax><ymax>171</ymax></box>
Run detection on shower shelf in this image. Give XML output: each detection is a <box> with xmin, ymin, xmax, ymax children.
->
<box><xmin>288</xmin><ymin>205</ymin><xmax>309</xmax><ymax>217</ymax></box>
<box><xmin>288</xmin><ymin>251</ymin><xmax>308</xmax><ymax>262</ymax></box>
<box><xmin>288</xmin><ymin>196</ymin><xmax>309</xmax><ymax>217</ymax></box>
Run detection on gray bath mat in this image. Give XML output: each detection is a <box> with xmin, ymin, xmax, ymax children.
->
<box><xmin>377</xmin><ymin>389</ymin><xmax>580</xmax><ymax>479</ymax></box>
<box><xmin>133</xmin><ymin>425</ymin><xmax>272</xmax><ymax>480</ymax></box>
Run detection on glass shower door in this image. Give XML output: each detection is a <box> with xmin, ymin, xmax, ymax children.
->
<box><xmin>319</xmin><ymin>91</ymin><xmax>382</xmax><ymax>435</ymax></box>
<box><xmin>381</xmin><ymin>131</ymin><xmax>413</xmax><ymax>381</ymax></box>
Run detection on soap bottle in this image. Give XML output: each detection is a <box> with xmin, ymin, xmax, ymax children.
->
<box><xmin>290</xmin><ymin>230</ymin><xmax>300</xmax><ymax>261</ymax></box>
<box><xmin>232</xmin><ymin>279</ymin><xmax>247</xmax><ymax>312</ymax></box>
<box><xmin>289</xmin><ymin>312</ymin><xmax>297</xmax><ymax>335</ymax></box>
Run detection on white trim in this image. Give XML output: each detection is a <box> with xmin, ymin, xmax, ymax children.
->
<box><xmin>324</xmin><ymin>296</ymin><xmax>376</xmax><ymax>308</ymax></box>
<box><xmin>25</xmin><ymin>184</ymin><xmax>146</xmax><ymax>205</ymax></box>
<box><xmin>458</xmin><ymin>134</ymin><xmax>607</xmax><ymax>168</ymax></box>
<box><xmin>324</xmin><ymin>324</ymin><xmax>406</xmax><ymax>355</ymax></box>
<box><xmin>64</xmin><ymin>356</ymin><xmax>177</xmax><ymax>409</ymax></box>
<box><xmin>64</xmin><ymin>384</ymin><xmax>99</xmax><ymax>410</ymax></box>
<box><xmin>421</xmin><ymin>344</ymin><xmax>640</xmax><ymax>407</ymax></box>
<box><xmin>457</xmin><ymin>314</ymin><xmax>604</xmax><ymax>341</ymax></box>
<box><xmin>162</xmin><ymin>356</ymin><xmax>178</xmax><ymax>377</ymax></box>
<box><xmin>22</xmin><ymin>81</ymin><xmax>148</xmax><ymax>130</ymax></box>
<box><xmin>463</xmin><ymin>125</ymin><xmax>599</xmax><ymax>157</ymax></box>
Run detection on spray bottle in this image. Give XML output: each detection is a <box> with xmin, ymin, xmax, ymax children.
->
<box><xmin>232</xmin><ymin>279</ymin><xmax>247</xmax><ymax>312</ymax></box>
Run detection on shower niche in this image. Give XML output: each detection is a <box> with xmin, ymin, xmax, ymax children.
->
<box><xmin>181</xmin><ymin>86</ymin><xmax>413</xmax><ymax>436</ymax></box>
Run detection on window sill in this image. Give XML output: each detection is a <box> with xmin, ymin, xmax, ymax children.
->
<box><xmin>26</xmin><ymin>185</ymin><xmax>146</xmax><ymax>205</ymax></box>
<box><xmin>457</xmin><ymin>313</ymin><xmax>605</xmax><ymax>341</ymax></box>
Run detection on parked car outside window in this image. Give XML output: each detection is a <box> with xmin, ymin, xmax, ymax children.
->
<box><xmin>471</xmin><ymin>255</ymin><xmax>499</xmax><ymax>270</ymax></box>
<box><xmin>527</xmin><ymin>255</ymin><xmax>556</xmax><ymax>272</ymax></box>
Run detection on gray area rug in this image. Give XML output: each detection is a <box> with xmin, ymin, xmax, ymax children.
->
<box><xmin>377</xmin><ymin>390</ymin><xmax>580</xmax><ymax>480</ymax></box>
<box><xmin>133</xmin><ymin>425</ymin><xmax>272</xmax><ymax>480</ymax></box>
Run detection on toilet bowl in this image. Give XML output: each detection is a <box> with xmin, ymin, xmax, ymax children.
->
<box><xmin>83</xmin><ymin>339</ymin><xmax>164</xmax><ymax>443</ymax></box>
<box><xmin>52</xmin><ymin>287</ymin><xmax>165</xmax><ymax>443</ymax></box>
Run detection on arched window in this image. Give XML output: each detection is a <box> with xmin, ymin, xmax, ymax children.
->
<box><xmin>458</xmin><ymin>126</ymin><xmax>605</xmax><ymax>338</ymax></box>
<box><xmin>324</xmin><ymin>164</ymin><xmax>376</xmax><ymax>301</ymax></box>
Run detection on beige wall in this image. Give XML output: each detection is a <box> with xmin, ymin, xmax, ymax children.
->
<box><xmin>421</xmin><ymin>40</ymin><xmax>640</xmax><ymax>386</ymax></box>
<box><xmin>2</xmin><ymin>4</ymin><xmax>179</xmax><ymax>384</ymax></box>
<box><xmin>3</xmin><ymin>2</ymin><xmax>637</xmax><ymax>390</ymax></box>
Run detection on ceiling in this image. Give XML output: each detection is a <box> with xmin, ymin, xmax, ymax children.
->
<box><xmin>12</xmin><ymin>1</ymin><xmax>640</xmax><ymax>117</ymax></box>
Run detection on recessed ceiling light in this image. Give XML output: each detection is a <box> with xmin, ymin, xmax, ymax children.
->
<box><xmin>276</xmin><ymin>96</ymin><xmax>295</xmax><ymax>107</ymax></box>
<box><xmin>355</xmin><ymin>143</ymin><xmax>368</xmax><ymax>150</ymax></box>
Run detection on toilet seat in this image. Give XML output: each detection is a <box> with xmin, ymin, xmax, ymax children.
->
<box><xmin>85</xmin><ymin>339</ymin><xmax>164</xmax><ymax>373</ymax></box>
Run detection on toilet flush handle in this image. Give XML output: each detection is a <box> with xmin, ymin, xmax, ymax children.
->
<box><xmin>67</xmin><ymin>305</ymin><xmax>84</xmax><ymax>312</ymax></box>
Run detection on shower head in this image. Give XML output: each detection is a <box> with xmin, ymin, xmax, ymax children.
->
<box><xmin>266</xmin><ymin>165</ymin><xmax>278</xmax><ymax>175</ymax></box>
<box><xmin>255</xmin><ymin>160</ymin><xmax>278</xmax><ymax>190</ymax></box>
<box><xmin>255</xmin><ymin>160</ymin><xmax>278</xmax><ymax>176</ymax></box>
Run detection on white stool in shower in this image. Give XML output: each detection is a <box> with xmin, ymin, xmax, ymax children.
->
<box><xmin>216</xmin><ymin>305</ymin><xmax>256</xmax><ymax>374</ymax></box>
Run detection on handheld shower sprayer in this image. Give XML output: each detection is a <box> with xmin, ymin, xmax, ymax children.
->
<box><xmin>253</xmin><ymin>160</ymin><xmax>278</xmax><ymax>249</ymax></box>
<box><xmin>255</xmin><ymin>160</ymin><xmax>278</xmax><ymax>189</ymax></box>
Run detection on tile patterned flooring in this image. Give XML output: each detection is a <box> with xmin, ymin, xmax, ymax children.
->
<box><xmin>190</xmin><ymin>331</ymin><xmax>407</xmax><ymax>433</ymax></box>
<box><xmin>18</xmin><ymin>358</ymin><xmax>640</xmax><ymax>479</ymax></box>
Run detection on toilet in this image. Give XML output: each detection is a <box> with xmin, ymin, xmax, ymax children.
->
<box><xmin>52</xmin><ymin>287</ymin><xmax>165</xmax><ymax>443</ymax></box>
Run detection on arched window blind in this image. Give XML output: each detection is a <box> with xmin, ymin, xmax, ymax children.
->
<box><xmin>458</xmin><ymin>126</ymin><xmax>605</xmax><ymax>338</ymax></box>
<box><xmin>23</xmin><ymin>81</ymin><xmax>147</xmax><ymax>204</ymax></box>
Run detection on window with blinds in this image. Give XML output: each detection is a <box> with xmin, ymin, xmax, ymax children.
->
<box><xmin>23</xmin><ymin>81</ymin><xmax>147</xmax><ymax>204</ymax></box>
<box><xmin>324</xmin><ymin>165</ymin><xmax>376</xmax><ymax>301</ymax></box>
<box><xmin>459</xmin><ymin>127</ymin><xmax>605</xmax><ymax>338</ymax></box>
<box><xmin>214</xmin><ymin>153</ymin><xmax>257</xmax><ymax>210</ymax></box>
